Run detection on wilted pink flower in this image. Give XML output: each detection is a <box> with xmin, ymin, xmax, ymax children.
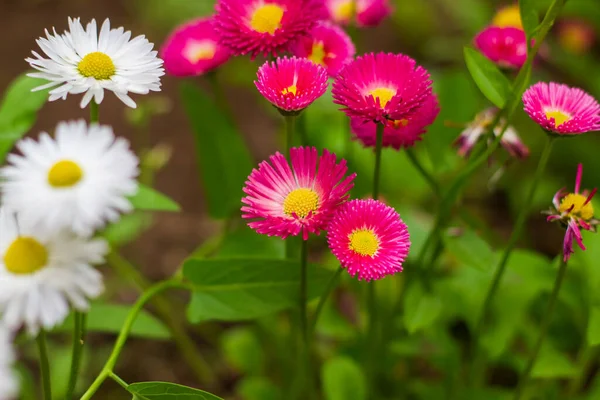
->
<box><xmin>350</xmin><ymin>93</ymin><xmax>439</xmax><ymax>149</ymax></box>
<box><xmin>255</xmin><ymin>57</ymin><xmax>328</xmax><ymax>113</ymax></box>
<box><xmin>546</xmin><ymin>164</ymin><xmax>598</xmax><ymax>261</ymax></box>
<box><xmin>332</xmin><ymin>52</ymin><xmax>433</xmax><ymax>124</ymax></box>
<box><xmin>523</xmin><ymin>82</ymin><xmax>600</xmax><ymax>134</ymax></box>
<box><xmin>290</xmin><ymin>21</ymin><xmax>355</xmax><ymax>76</ymax></box>
<box><xmin>242</xmin><ymin>147</ymin><xmax>356</xmax><ymax>240</ymax></box>
<box><xmin>213</xmin><ymin>0</ymin><xmax>325</xmax><ymax>58</ymax></box>
<box><xmin>474</xmin><ymin>26</ymin><xmax>528</xmax><ymax>69</ymax></box>
<box><xmin>327</xmin><ymin>199</ymin><xmax>410</xmax><ymax>281</ymax></box>
<box><xmin>161</xmin><ymin>17</ymin><xmax>231</xmax><ymax>77</ymax></box>
<box><xmin>325</xmin><ymin>0</ymin><xmax>392</xmax><ymax>27</ymax></box>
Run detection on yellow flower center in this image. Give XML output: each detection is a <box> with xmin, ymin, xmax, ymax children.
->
<box><xmin>283</xmin><ymin>188</ymin><xmax>319</xmax><ymax>218</ymax></box>
<box><xmin>492</xmin><ymin>5</ymin><xmax>523</xmax><ymax>29</ymax></box>
<box><xmin>4</xmin><ymin>237</ymin><xmax>48</xmax><ymax>275</ymax></box>
<box><xmin>348</xmin><ymin>229</ymin><xmax>379</xmax><ymax>257</ymax></box>
<box><xmin>559</xmin><ymin>193</ymin><xmax>595</xmax><ymax>221</ymax></box>
<box><xmin>333</xmin><ymin>0</ymin><xmax>355</xmax><ymax>22</ymax></box>
<box><xmin>308</xmin><ymin>42</ymin><xmax>327</xmax><ymax>66</ymax></box>
<box><xmin>77</xmin><ymin>52</ymin><xmax>116</xmax><ymax>80</ymax></box>
<box><xmin>545</xmin><ymin>110</ymin><xmax>572</xmax><ymax>127</ymax></box>
<box><xmin>369</xmin><ymin>87</ymin><xmax>396</xmax><ymax>108</ymax></box>
<box><xmin>559</xmin><ymin>25</ymin><xmax>590</xmax><ymax>54</ymax></box>
<box><xmin>391</xmin><ymin>118</ymin><xmax>409</xmax><ymax>128</ymax></box>
<box><xmin>282</xmin><ymin>84</ymin><xmax>297</xmax><ymax>96</ymax></box>
<box><xmin>48</xmin><ymin>160</ymin><xmax>83</xmax><ymax>188</ymax></box>
<box><xmin>250</xmin><ymin>3</ymin><xmax>284</xmax><ymax>35</ymax></box>
<box><xmin>184</xmin><ymin>41</ymin><xmax>217</xmax><ymax>63</ymax></box>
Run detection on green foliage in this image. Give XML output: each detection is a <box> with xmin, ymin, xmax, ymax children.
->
<box><xmin>101</xmin><ymin>212</ymin><xmax>153</xmax><ymax>246</ymax></box>
<box><xmin>444</xmin><ymin>228</ymin><xmax>497</xmax><ymax>271</ymax></box>
<box><xmin>464</xmin><ymin>47</ymin><xmax>512</xmax><ymax>108</ymax></box>
<box><xmin>128</xmin><ymin>382</ymin><xmax>223</xmax><ymax>399</ymax></box>
<box><xmin>236</xmin><ymin>377</ymin><xmax>282</xmax><ymax>400</ymax></box>
<box><xmin>129</xmin><ymin>184</ymin><xmax>181</xmax><ymax>212</ymax></box>
<box><xmin>519</xmin><ymin>0</ymin><xmax>540</xmax><ymax>39</ymax></box>
<box><xmin>321</xmin><ymin>356</ymin><xmax>367</xmax><ymax>400</ymax></box>
<box><xmin>403</xmin><ymin>283</ymin><xmax>443</xmax><ymax>334</ymax></box>
<box><xmin>215</xmin><ymin>225</ymin><xmax>285</xmax><ymax>259</ymax></box>
<box><xmin>221</xmin><ymin>327</ymin><xmax>265</xmax><ymax>374</ymax></box>
<box><xmin>531</xmin><ymin>347</ymin><xmax>578</xmax><ymax>378</ymax></box>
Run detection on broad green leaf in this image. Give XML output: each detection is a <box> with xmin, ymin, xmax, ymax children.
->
<box><xmin>403</xmin><ymin>284</ymin><xmax>443</xmax><ymax>334</ymax></box>
<box><xmin>128</xmin><ymin>382</ymin><xmax>223</xmax><ymax>399</ymax></box>
<box><xmin>180</xmin><ymin>83</ymin><xmax>253</xmax><ymax>219</ymax></box>
<box><xmin>236</xmin><ymin>377</ymin><xmax>282</xmax><ymax>400</ymax></box>
<box><xmin>322</xmin><ymin>356</ymin><xmax>367</xmax><ymax>400</ymax></box>
<box><xmin>215</xmin><ymin>226</ymin><xmax>284</xmax><ymax>259</ymax></box>
<box><xmin>56</xmin><ymin>303</ymin><xmax>170</xmax><ymax>340</ymax></box>
<box><xmin>183</xmin><ymin>258</ymin><xmax>333</xmax><ymax>323</ymax></box>
<box><xmin>101</xmin><ymin>212</ymin><xmax>153</xmax><ymax>246</ymax></box>
<box><xmin>531</xmin><ymin>347</ymin><xmax>578</xmax><ymax>378</ymax></box>
<box><xmin>519</xmin><ymin>0</ymin><xmax>539</xmax><ymax>39</ymax></box>
<box><xmin>221</xmin><ymin>328</ymin><xmax>264</xmax><ymax>374</ymax></box>
<box><xmin>0</xmin><ymin>74</ymin><xmax>49</xmax><ymax>162</ymax></box>
<box><xmin>587</xmin><ymin>306</ymin><xmax>600</xmax><ymax>346</ymax></box>
<box><xmin>129</xmin><ymin>184</ymin><xmax>180</xmax><ymax>212</ymax></box>
<box><xmin>464</xmin><ymin>47</ymin><xmax>512</xmax><ymax>108</ymax></box>
<box><xmin>444</xmin><ymin>229</ymin><xmax>496</xmax><ymax>271</ymax></box>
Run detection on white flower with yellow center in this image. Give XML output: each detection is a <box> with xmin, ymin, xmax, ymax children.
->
<box><xmin>0</xmin><ymin>120</ymin><xmax>139</xmax><ymax>237</ymax></box>
<box><xmin>26</xmin><ymin>17</ymin><xmax>164</xmax><ymax>108</ymax></box>
<box><xmin>0</xmin><ymin>325</ymin><xmax>18</xmax><ymax>400</ymax></box>
<box><xmin>0</xmin><ymin>208</ymin><xmax>107</xmax><ymax>334</ymax></box>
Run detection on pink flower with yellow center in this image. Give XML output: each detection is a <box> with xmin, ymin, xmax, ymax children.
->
<box><xmin>213</xmin><ymin>0</ymin><xmax>325</xmax><ymax>58</ymax></box>
<box><xmin>522</xmin><ymin>82</ymin><xmax>600</xmax><ymax>134</ymax></box>
<box><xmin>325</xmin><ymin>0</ymin><xmax>392</xmax><ymax>27</ymax></box>
<box><xmin>160</xmin><ymin>17</ymin><xmax>231</xmax><ymax>77</ymax></box>
<box><xmin>350</xmin><ymin>93</ymin><xmax>439</xmax><ymax>149</ymax></box>
<box><xmin>327</xmin><ymin>199</ymin><xmax>410</xmax><ymax>281</ymax></box>
<box><xmin>242</xmin><ymin>147</ymin><xmax>356</xmax><ymax>240</ymax></box>
<box><xmin>290</xmin><ymin>22</ymin><xmax>355</xmax><ymax>76</ymax></box>
<box><xmin>491</xmin><ymin>4</ymin><xmax>523</xmax><ymax>29</ymax></box>
<box><xmin>546</xmin><ymin>164</ymin><xmax>598</xmax><ymax>261</ymax></box>
<box><xmin>475</xmin><ymin>26</ymin><xmax>528</xmax><ymax>69</ymax></box>
<box><xmin>255</xmin><ymin>57</ymin><xmax>328</xmax><ymax>113</ymax></box>
<box><xmin>332</xmin><ymin>52</ymin><xmax>433</xmax><ymax>124</ymax></box>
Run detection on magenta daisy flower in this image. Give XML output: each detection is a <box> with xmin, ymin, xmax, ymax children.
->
<box><xmin>242</xmin><ymin>147</ymin><xmax>356</xmax><ymax>240</ymax></box>
<box><xmin>522</xmin><ymin>82</ymin><xmax>600</xmax><ymax>134</ymax></box>
<box><xmin>474</xmin><ymin>26</ymin><xmax>528</xmax><ymax>69</ymax></box>
<box><xmin>255</xmin><ymin>57</ymin><xmax>328</xmax><ymax>113</ymax></box>
<box><xmin>350</xmin><ymin>93</ymin><xmax>439</xmax><ymax>149</ymax></box>
<box><xmin>160</xmin><ymin>17</ymin><xmax>231</xmax><ymax>77</ymax></box>
<box><xmin>327</xmin><ymin>199</ymin><xmax>410</xmax><ymax>281</ymax></box>
<box><xmin>290</xmin><ymin>22</ymin><xmax>355</xmax><ymax>76</ymax></box>
<box><xmin>325</xmin><ymin>0</ymin><xmax>392</xmax><ymax>27</ymax></box>
<box><xmin>213</xmin><ymin>0</ymin><xmax>325</xmax><ymax>58</ymax></box>
<box><xmin>545</xmin><ymin>164</ymin><xmax>598</xmax><ymax>261</ymax></box>
<box><xmin>332</xmin><ymin>52</ymin><xmax>433</xmax><ymax>124</ymax></box>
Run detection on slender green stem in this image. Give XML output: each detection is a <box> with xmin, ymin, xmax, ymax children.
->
<box><xmin>514</xmin><ymin>257</ymin><xmax>569</xmax><ymax>399</ymax></box>
<box><xmin>294</xmin><ymin>239</ymin><xmax>311</xmax><ymax>399</ymax></box>
<box><xmin>109</xmin><ymin>372</ymin><xmax>129</xmax><ymax>390</ymax></box>
<box><xmin>90</xmin><ymin>101</ymin><xmax>99</xmax><ymax>123</ymax></box>
<box><xmin>207</xmin><ymin>70</ymin><xmax>230</xmax><ymax>118</ymax></box>
<box><xmin>81</xmin><ymin>280</ymin><xmax>190</xmax><ymax>400</ymax></box>
<box><xmin>405</xmin><ymin>148</ymin><xmax>441</xmax><ymax>196</ymax></box>
<box><xmin>372</xmin><ymin>122</ymin><xmax>384</xmax><ymax>200</ymax></box>
<box><xmin>37</xmin><ymin>330</ymin><xmax>52</xmax><ymax>400</ymax></box>
<box><xmin>66</xmin><ymin>312</ymin><xmax>87</xmax><ymax>399</ymax></box>
<box><xmin>567</xmin><ymin>345</ymin><xmax>597</xmax><ymax>396</ymax></box>
<box><xmin>285</xmin><ymin>115</ymin><xmax>297</xmax><ymax>154</ymax></box>
<box><xmin>299</xmin><ymin>240</ymin><xmax>309</xmax><ymax>346</ymax></box>
<box><xmin>310</xmin><ymin>267</ymin><xmax>344</xmax><ymax>334</ymax></box>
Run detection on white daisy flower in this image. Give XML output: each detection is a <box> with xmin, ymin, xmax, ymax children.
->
<box><xmin>0</xmin><ymin>208</ymin><xmax>107</xmax><ymax>335</ymax></box>
<box><xmin>26</xmin><ymin>17</ymin><xmax>164</xmax><ymax>108</ymax></box>
<box><xmin>0</xmin><ymin>325</ymin><xmax>18</xmax><ymax>400</ymax></box>
<box><xmin>0</xmin><ymin>120</ymin><xmax>139</xmax><ymax>237</ymax></box>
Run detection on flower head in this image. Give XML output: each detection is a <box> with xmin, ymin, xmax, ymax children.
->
<box><xmin>26</xmin><ymin>17</ymin><xmax>164</xmax><ymax>108</ymax></box>
<box><xmin>0</xmin><ymin>208</ymin><xmax>107</xmax><ymax>334</ymax></box>
<box><xmin>255</xmin><ymin>57</ymin><xmax>328</xmax><ymax>113</ymax></box>
<box><xmin>0</xmin><ymin>120</ymin><xmax>139</xmax><ymax>237</ymax></box>
<box><xmin>453</xmin><ymin>108</ymin><xmax>529</xmax><ymax>159</ymax></box>
<box><xmin>327</xmin><ymin>199</ymin><xmax>410</xmax><ymax>281</ymax></box>
<box><xmin>332</xmin><ymin>52</ymin><xmax>433</xmax><ymax>124</ymax></box>
<box><xmin>0</xmin><ymin>325</ymin><xmax>18</xmax><ymax>400</ymax></box>
<box><xmin>290</xmin><ymin>22</ymin><xmax>355</xmax><ymax>76</ymax></box>
<box><xmin>325</xmin><ymin>0</ymin><xmax>392</xmax><ymax>27</ymax></box>
<box><xmin>161</xmin><ymin>17</ymin><xmax>231</xmax><ymax>77</ymax></box>
<box><xmin>213</xmin><ymin>0</ymin><xmax>326</xmax><ymax>59</ymax></box>
<box><xmin>491</xmin><ymin>4</ymin><xmax>523</xmax><ymax>29</ymax></box>
<box><xmin>350</xmin><ymin>93</ymin><xmax>439</xmax><ymax>149</ymax></box>
<box><xmin>523</xmin><ymin>82</ymin><xmax>600</xmax><ymax>134</ymax></box>
<box><xmin>242</xmin><ymin>147</ymin><xmax>356</xmax><ymax>240</ymax></box>
<box><xmin>546</xmin><ymin>164</ymin><xmax>598</xmax><ymax>261</ymax></box>
<box><xmin>475</xmin><ymin>26</ymin><xmax>528</xmax><ymax>69</ymax></box>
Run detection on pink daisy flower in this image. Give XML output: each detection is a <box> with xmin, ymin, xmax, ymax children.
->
<box><xmin>160</xmin><ymin>17</ymin><xmax>231</xmax><ymax>77</ymax></box>
<box><xmin>290</xmin><ymin>21</ymin><xmax>355</xmax><ymax>77</ymax></box>
<box><xmin>327</xmin><ymin>199</ymin><xmax>410</xmax><ymax>281</ymax></box>
<box><xmin>242</xmin><ymin>147</ymin><xmax>356</xmax><ymax>240</ymax></box>
<box><xmin>213</xmin><ymin>0</ymin><xmax>325</xmax><ymax>58</ymax></box>
<box><xmin>350</xmin><ymin>93</ymin><xmax>439</xmax><ymax>149</ymax></box>
<box><xmin>325</xmin><ymin>0</ymin><xmax>392</xmax><ymax>27</ymax></box>
<box><xmin>545</xmin><ymin>164</ymin><xmax>598</xmax><ymax>261</ymax></box>
<box><xmin>474</xmin><ymin>26</ymin><xmax>528</xmax><ymax>69</ymax></box>
<box><xmin>523</xmin><ymin>82</ymin><xmax>600</xmax><ymax>135</ymax></box>
<box><xmin>332</xmin><ymin>52</ymin><xmax>433</xmax><ymax>124</ymax></box>
<box><xmin>255</xmin><ymin>56</ymin><xmax>328</xmax><ymax>113</ymax></box>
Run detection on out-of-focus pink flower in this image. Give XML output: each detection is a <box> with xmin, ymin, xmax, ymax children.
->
<box><xmin>475</xmin><ymin>26</ymin><xmax>528</xmax><ymax>69</ymax></box>
<box><xmin>324</xmin><ymin>0</ymin><xmax>392</xmax><ymax>27</ymax></box>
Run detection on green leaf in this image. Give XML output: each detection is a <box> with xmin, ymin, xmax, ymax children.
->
<box><xmin>180</xmin><ymin>83</ymin><xmax>253</xmax><ymax>219</ymax></box>
<box><xmin>531</xmin><ymin>347</ymin><xmax>578</xmax><ymax>378</ymax></box>
<box><xmin>519</xmin><ymin>0</ymin><xmax>539</xmax><ymax>39</ymax></box>
<box><xmin>587</xmin><ymin>306</ymin><xmax>600</xmax><ymax>346</ymax></box>
<box><xmin>322</xmin><ymin>356</ymin><xmax>367</xmax><ymax>400</ymax></box>
<box><xmin>55</xmin><ymin>303</ymin><xmax>170</xmax><ymax>340</ymax></box>
<box><xmin>403</xmin><ymin>284</ymin><xmax>443</xmax><ymax>334</ymax></box>
<box><xmin>215</xmin><ymin>226</ymin><xmax>284</xmax><ymax>259</ymax></box>
<box><xmin>444</xmin><ymin>228</ymin><xmax>496</xmax><ymax>271</ymax></box>
<box><xmin>221</xmin><ymin>328</ymin><xmax>264</xmax><ymax>374</ymax></box>
<box><xmin>464</xmin><ymin>47</ymin><xmax>512</xmax><ymax>108</ymax></box>
<box><xmin>183</xmin><ymin>258</ymin><xmax>333</xmax><ymax>323</ymax></box>
<box><xmin>101</xmin><ymin>212</ymin><xmax>153</xmax><ymax>246</ymax></box>
<box><xmin>0</xmin><ymin>74</ymin><xmax>49</xmax><ymax>162</ymax></box>
<box><xmin>129</xmin><ymin>184</ymin><xmax>180</xmax><ymax>212</ymax></box>
<box><xmin>128</xmin><ymin>382</ymin><xmax>223</xmax><ymax>399</ymax></box>
<box><xmin>236</xmin><ymin>377</ymin><xmax>282</xmax><ymax>400</ymax></box>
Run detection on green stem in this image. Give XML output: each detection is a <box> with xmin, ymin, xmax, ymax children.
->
<box><xmin>310</xmin><ymin>267</ymin><xmax>344</xmax><ymax>334</ymax></box>
<box><xmin>299</xmin><ymin>239</ymin><xmax>310</xmax><ymax>393</ymax></box>
<box><xmin>37</xmin><ymin>330</ymin><xmax>52</xmax><ymax>400</ymax></box>
<box><xmin>568</xmin><ymin>345</ymin><xmax>597</xmax><ymax>396</ymax></box>
<box><xmin>285</xmin><ymin>115</ymin><xmax>297</xmax><ymax>155</ymax></box>
<box><xmin>66</xmin><ymin>312</ymin><xmax>87</xmax><ymax>399</ymax></box>
<box><xmin>207</xmin><ymin>71</ymin><xmax>230</xmax><ymax>118</ymax></box>
<box><xmin>90</xmin><ymin>101</ymin><xmax>99</xmax><ymax>123</ymax></box>
<box><xmin>80</xmin><ymin>280</ymin><xmax>189</xmax><ymax>400</ymax></box>
<box><xmin>109</xmin><ymin>372</ymin><xmax>129</xmax><ymax>390</ymax></box>
<box><xmin>372</xmin><ymin>122</ymin><xmax>384</xmax><ymax>200</ymax></box>
<box><xmin>514</xmin><ymin>257</ymin><xmax>569</xmax><ymax>399</ymax></box>
<box><xmin>405</xmin><ymin>147</ymin><xmax>441</xmax><ymax>196</ymax></box>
